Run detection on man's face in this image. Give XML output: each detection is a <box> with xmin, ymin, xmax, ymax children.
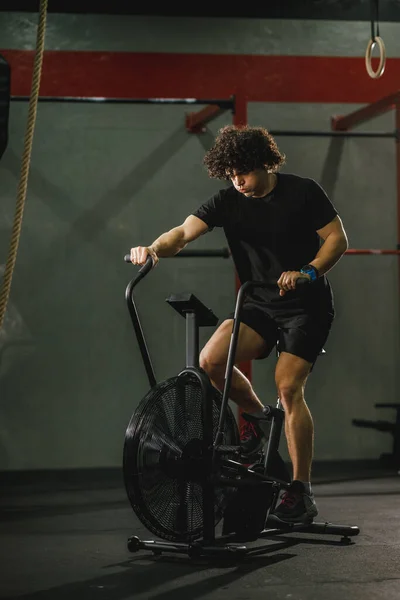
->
<box><xmin>229</xmin><ymin>169</ymin><xmax>266</xmax><ymax>197</ymax></box>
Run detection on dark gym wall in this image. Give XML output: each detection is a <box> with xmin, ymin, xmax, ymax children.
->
<box><xmin>0</xmin><ymin>12</ymin><xmax>399</xmax><ymax>470</ymax></box>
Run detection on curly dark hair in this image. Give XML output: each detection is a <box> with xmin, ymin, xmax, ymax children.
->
<box><xmin>203</xmin><ymin>125</ymin><xmax>286</xmax><ymax>180</ymax></box>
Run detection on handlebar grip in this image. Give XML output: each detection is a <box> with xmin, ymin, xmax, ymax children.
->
<box><xmin>139</xmin><ymin>255</ymin><xmax>154</xmax><ymax>275</ymax></box>
<box><xmin>123</xmin><ymin>254</ymin><xmax>154</xmax><ymax>275</ymax></box>
<box><xmin>296</xmin><ymin>276</ymin><xmax>310</xmax><ymax>287</ymax></box>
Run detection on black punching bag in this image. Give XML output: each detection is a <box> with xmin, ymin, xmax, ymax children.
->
<box><xmin>0</xmin><ymin>54</ymin><xmax>10</xmax><ymax>161</ymax></box>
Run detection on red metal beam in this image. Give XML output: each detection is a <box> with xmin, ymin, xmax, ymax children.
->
<box><xmin>5</xmin><ymin>50</ymin><xmax>400</xmax><ymax>104</ymax></box>
<box><xmin>331</xmin><ymin>90</ymin><xmax>400</xmax><ymax>131</ymax></box>
<box><xmin>233</xmin><ymin>94</ymin><xmax>248</xmax><ymax>128</ymax></box>
<box><xmin>185</xmin><ymin>104</ymin><xmax>226</xmax><ymax>133</ymax></box>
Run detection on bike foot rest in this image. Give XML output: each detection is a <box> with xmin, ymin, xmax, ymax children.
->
<box><xmin>241</xmin><ymin>407</ymin><xmax>283</xmax><ymax>423</ymax></box>
<box><xmin>263</xmin><ymin>518</ymin><xmax>360</xmax><ymax>537</ymax></box>
<box><xmin>214</xmin><ymin>445</ymin><xmax>241</xmax><ymax>455</ymax></box>
<box><xmin>241</xmin><ymin>412</ymin><xmax>269</xmax><ymax>423</ymax></box>
<box><xmin>166</xmin><ymin>293</ymin><xmax>219</xmax><ymax>327</ymax></box>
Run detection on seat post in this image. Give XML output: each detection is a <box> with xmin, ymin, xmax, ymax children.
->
<box><xmin>185</xmin><ymin>310</ymin><xmax>199</xmax><ymax>368</ymax></box>
<box><xmin>165</xmin><ymin>292</ymin><xmax>218</xmax><ymax>368</ymax></box>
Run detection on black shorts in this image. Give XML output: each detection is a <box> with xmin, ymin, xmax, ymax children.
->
<box><xmin>231</xmin><ymin>303</ymin><xmax>334</xmax><ymax>365</ymax></box>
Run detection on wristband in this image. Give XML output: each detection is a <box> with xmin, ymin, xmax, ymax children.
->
<box><xmin>300</xmin><ymin>264</ymin><xmax>319</xmax><ymax>282</ymax></box>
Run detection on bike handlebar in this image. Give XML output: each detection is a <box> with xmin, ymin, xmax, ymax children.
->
<box><xmin>292</xmin><ymin>276</ymin><xmax>310</xmax><ymax>287</ymax></box>
<box><xmin>124</xmin><ymin>254</ymin><xmax>310</xmax><ymax>391</ymax></box>
<box><xmin>124</xmin><ymin>249</ymin><xmax>231</xmax><ymax>263</ymax></box>
<box><xmin>124</xmin><ymin>254</ymin><xmax>153</xmax><ymax>274</ymax></box>
<box><xmin>124</xmin><ymin>253</ymin><xmax>311</xmax><ymax>291</ymax></box>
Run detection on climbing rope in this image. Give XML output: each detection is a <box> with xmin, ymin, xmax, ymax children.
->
<box><xmin>0</xmin><ymin>0</ymin><xmax>48</xmax><ymax>331</ymax></box>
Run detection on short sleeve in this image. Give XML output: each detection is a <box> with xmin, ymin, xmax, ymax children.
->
<box><xmin>192</xmin><ymin>191</ymin><xmax>225</xmax><ymax>230</ymax></box>
<box><xmin>306</xmin><ymin>179</ymin><xmax>338</xmax><ymax>230</ymax></box>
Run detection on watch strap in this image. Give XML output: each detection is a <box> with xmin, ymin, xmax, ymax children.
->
<box><xmin>300</xmin><ymin>264</ymin><xmax>319</xmax><ymax>282</ymax></box>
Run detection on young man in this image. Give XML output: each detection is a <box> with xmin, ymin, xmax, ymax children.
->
<box><xmin>130</xmin><ymin>125</ymin><xmax>348</xmax><ymax>524</ymax></box>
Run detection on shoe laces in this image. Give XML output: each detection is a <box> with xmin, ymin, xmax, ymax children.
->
<box><xmin>240</xmin><ymin>420</ymin><xmax>258</xmax><ymax>441</ymax></box>
<box><xmin>280</xmin><ymin>490</ymin><xmax>299</xmax><ymax>509</ymax></box>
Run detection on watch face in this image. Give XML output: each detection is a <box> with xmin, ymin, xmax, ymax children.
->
<box><xmin>301</xmin><ymin>267</ymin><xmax>315</xmax><ymax>280</ymax></box>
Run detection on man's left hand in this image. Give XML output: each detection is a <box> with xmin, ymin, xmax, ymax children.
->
<box><xmin>277</xmin><ymin>271</ymin><xmax>311</xmax><ymax>296</ymax></box>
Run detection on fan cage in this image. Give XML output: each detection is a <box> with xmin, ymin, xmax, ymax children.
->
<box><xmin>123</xmin><ymin>374</ymin><xmax>240</xmax><ymax>542</ymax></box>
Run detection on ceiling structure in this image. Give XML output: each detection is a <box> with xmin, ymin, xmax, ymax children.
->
<box><xmin>1</xmin><ymin>0</ymin><xmax>400</xmax><ymax>21</ymax></box>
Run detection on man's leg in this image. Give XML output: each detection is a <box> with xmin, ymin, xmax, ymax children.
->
<box><xmin>270</xmin><ymin>351</ymin><xmax>319</xmax><ymax>524</ymax></box>
<box><xmin>274</xmin><ymin>351</ymin><xmax>313</xmax><ymax>482</ymax></box>
<box><xmin>199</xmin><ymin>318</ymin><xmax>276</xmax><ymax>455</ymax></box>
<box><xmin>199</xmin><ymin>319</ymin><xmax>268</xmax><ymax>413</ymax></box>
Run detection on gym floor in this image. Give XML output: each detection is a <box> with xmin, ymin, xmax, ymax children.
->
<box><xmin>1</xmin><ymin>462</ymin><xmax>399</xmax><ymax>600</ymax></box>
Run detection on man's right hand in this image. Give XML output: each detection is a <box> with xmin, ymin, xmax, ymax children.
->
<box><xmin>130</xmin><ymin>246</ymin><xmax>159</xmax><ymax>268</ymax></box>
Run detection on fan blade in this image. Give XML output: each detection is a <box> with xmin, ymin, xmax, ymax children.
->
<box><xmin>150</xmin><ymin>423</ymin><xmax>184</xmax><ymax>455</ymax></box>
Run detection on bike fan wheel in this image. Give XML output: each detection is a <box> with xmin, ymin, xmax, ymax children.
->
<box><xmin>123</xmin><ymin>374</ymin><xmax>239</xmax><ymax>542</ymax></box>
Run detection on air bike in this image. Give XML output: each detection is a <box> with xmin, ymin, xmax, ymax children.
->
<box><xmin>122</xmin><ymin>255</ymin><xmax>360</xmax><ymax>559</ymax></box>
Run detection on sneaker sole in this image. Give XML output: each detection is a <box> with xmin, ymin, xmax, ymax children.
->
<box><xmin>268</xmin><ymin>513</ymin><xmax>316</xmax><ymax>526</ymax></box>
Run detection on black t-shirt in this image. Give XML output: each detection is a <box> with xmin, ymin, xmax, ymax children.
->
<box><xmin>192</xmin><ymin>173</ymin><xmax>338</xmax><ymax>319</ymax></box>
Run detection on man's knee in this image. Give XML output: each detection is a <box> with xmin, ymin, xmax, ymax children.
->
<box><xmin>199</xmin><ymin>347</ymin><xmax>226</xmax><ymax>380</ymax></box>
<box><xmin>199</xmin><ymin>320</ymin><xmax>233</xmax><ymax>378</ymax></box>
<box><xmin>275</xmin><ymin>352</ymin><xmax>311</xmax><ymax>409</ymax></box>
<box><xmin>276</xmin><ymin>377</ymin><xmax>306</xmax><ymax>411</ymax></box>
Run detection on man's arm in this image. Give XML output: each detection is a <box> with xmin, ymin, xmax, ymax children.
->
<box><xmin>150</xmin><ymin>215</ymin><xmax>209</xmax><ymax>257</ymax></box>
<box><xmin>130</xmin><ymin>215</ymin><xmax>208</xmax><ymax>266</ymax></box>
<box><xmin>278</xmin><ymin>215</ymin><xmax>348</xmax><ymax>295</ymax></box>
<box><xmin>309</xmin><ymin>215</ymin><xmax>348</xmax><ymax>276</ymax></box>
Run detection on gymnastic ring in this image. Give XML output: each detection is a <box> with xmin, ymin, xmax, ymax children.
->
<box><xmin>365</xmin><ymin>36</ymin><xmax>386</xmax><ymax>79</ymax></box>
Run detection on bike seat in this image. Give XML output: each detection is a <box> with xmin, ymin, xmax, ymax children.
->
<box><xmin>166</xmin><ymin>292</ymin><xmax>219</xmax><ymax>327</ymax></box>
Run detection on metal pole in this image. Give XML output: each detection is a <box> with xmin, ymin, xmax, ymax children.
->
<box><xmin>270</xmin><ymin>130</ymin><xmax>396</xmax><ymax>139</ymax></box>
<box><xmin>11</xmin><ymin>95</ymin><xmax>234</xmax><ymax>108</ymax></box>
<box><xmin>232</xmin><ymin>95</ymin><xmax>251</xmax><ymax>427</ymax></box>
<box><xmin>396</xmin><ymin>105</ymin><xmax>400</xmax><ymax>410</ymax></box>
<box><xmin>177</xmin><ymin>248</ymin><xmax>230</xmax><ymax>258</ymax></box>
<box><xmin>345</xmin><ymin>249</ymin><xmax>400</xmax><ymax>255</ymax></box>
<box><xmin>396</xmin><ymin>106</ymin><xmax>400</xmax><ymax>256</ymax></box>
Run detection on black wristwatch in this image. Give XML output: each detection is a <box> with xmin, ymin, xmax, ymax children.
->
<box><xmin>300</xmin><ymin>264</ymin><xmax>319</xmax><ymax>282</ymax></box>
